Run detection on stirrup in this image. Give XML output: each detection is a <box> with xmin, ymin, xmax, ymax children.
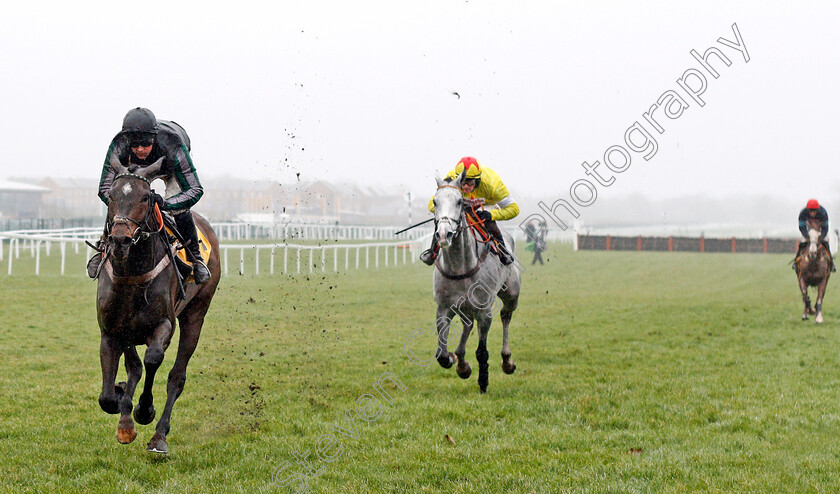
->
<box><xmin>192</xmin><ymin>260</ymin><xmax>211</xmax><ymax>284</ymax></box>
<box><xmin>87</xmin><ymin>252</ymin><xmax>103</xmax><ymax>279</ymax></box>
<box><xmin>420</xmin><ymin>248</ymin><xmax>436</xmax><ymax>266</ymax></box>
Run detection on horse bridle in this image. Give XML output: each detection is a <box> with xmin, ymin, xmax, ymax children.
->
<box><xmin>435</xmin><ymin>184</ymin><xmax>467</xmax><ymax>237</ymax></box>
<box><xmin>433</xmin><ymin>184</ymin><xmax>494</xmax><ymax>280</ymax></box>
<box><xmin>108</xmin><ymin>173</ymin><xmax>161</xmax><ymax>245</ymax></box>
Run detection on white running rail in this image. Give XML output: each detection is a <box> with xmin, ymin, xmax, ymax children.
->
<box><xmin>0</xmin><ymin>228</ymin><xmax>432</xmax><ymax>276</ymax></box>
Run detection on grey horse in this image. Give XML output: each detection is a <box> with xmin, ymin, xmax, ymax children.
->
<box><xmin>431</xmin><ymin>170</ymin><xmax>521</xmax><ymax>393</ymax></box>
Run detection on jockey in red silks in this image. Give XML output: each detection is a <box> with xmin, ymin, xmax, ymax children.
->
<box><xmin>421</xmin><ymin>157</ymin><xmax>519</xmax><ymax>266</ymax></box>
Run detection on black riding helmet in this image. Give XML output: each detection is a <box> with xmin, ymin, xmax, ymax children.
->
<box><xmin>122</xmin><ymin>107</ymin><xmax>159</xmax><ymax>146</ymax></box>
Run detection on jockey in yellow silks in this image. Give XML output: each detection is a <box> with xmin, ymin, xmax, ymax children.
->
<box><xmin>421</xmin><ymin>156</ymin><xmax>519</xmax><ymax>265</ymax></box>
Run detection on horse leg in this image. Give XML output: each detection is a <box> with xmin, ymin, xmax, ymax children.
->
<box><xmin>815</xmin><ymin>279</ymin><xmax>828</xmax><ymax>324</ymax></box>
<box><xmin>134</xmin><ymin>320</ymin><xmax>174</xmax><ymax>432</ymax></box>
<box><xmin>498</xmin><ymin>282</ymin><xmax>519</xmax><ymax>374</ymax></box>
<box><xmin>98</xmin><ymin>334</ymin><xmax>124</xmax><ymax>415</ymax></box>
<box><xmin>475</xmin><ymin>317</ymin><xmax>492</xmax><ymax>393</ymax></box>
<box><xmin>115</xmin><ymin>346</ymin><xmax>143</xmax><ymax>444</ymax></box>
<box><xmin>148</xmin><ymin>307</ymin><xmax>206</xmax><ymax>454</ymax></box>
<box><xmin>500</xmin><ymin>304</ymin><xmax>517</xmax><ymax>375</ymax></box>
<box><xmin>799</xmin><ymin>276</ymin><xmax>812</xmax><ymax>320</ymax></box>
<box><xmin>435</xmin><ymin>306</ymin><xmax>456</xmax><ymax>369</ymax></box>
<box><xmin>455</xmin><ymin>317</ymin><xmax>473</xmax><ymax>379</ymax></box>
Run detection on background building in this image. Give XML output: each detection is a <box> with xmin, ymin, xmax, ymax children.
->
<box><xmin>6</xmin><ymin>175</ymin><xmax>431</xmax><ymax>227</ymax></box>
<box><xmin>0</xmin><ymin>179</ymin><xmax>48</xmax><ymax>219</ymax></box>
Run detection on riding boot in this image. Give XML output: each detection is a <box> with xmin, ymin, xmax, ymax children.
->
<box><xmin>86</xmin><ymin>223</ymin><xmax>110</xmax><ymax>279</ymax></box>
<box><xmin>824</xmin><ymin>240</ymin><xmax>837</xmax><ymax>272</ymax></box>
<box><xmin>420</xmin><ymin>233</ymin><xmax>439</xmax><ymax>266</ymax></box>
<box><xmin>174</xmin><ymin>211</ymin><xmax>211</xmax><ymax>284</ymax></box>
<box><xmin>484</xmin><ymin>220</ymin><xmax>513</xmax><ymax>266</ymax></box>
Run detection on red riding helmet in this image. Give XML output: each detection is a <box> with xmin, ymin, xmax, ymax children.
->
<box><xmin>807</xmin><ymin>199</ymin><xmax>820</xmax><ymax>210</ymax></box>
<box><xmin>454</xmin><ymin>157</ymin><xmax>481</xmax><ymax>179</ymax></box>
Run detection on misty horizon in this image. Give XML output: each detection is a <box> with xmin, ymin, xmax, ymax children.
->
<box><xmin>6</xmin><ymin>172</ymin><xmax>822</xmax><ymax>238</ymax></box>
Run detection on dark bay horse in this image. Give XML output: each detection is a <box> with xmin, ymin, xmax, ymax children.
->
<box><xmin>431</xmin><ymin>171</ymin><xmax>521</xmax><ymax>393</ymax></box>
<box><xmin>96</xmin><ymin>158</ymin><xmax>220</xmax><ymax>453</ymax></box>
<box><xmin>796</xmin><ymin>218</ymin><xmax>831</xmax><ymax>323</ymax></box>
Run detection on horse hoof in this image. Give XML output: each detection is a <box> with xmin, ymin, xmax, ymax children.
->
<box><xmin>117</xmin><ymin>414</ymin><xmax>136</xmax><ymax>443</ymax></box>
<box><xmin>437</xmin><ymin>352</ymin><xmax>456</xmax><ymax>369</ymax></box>
<box><xmin>479</xmin><ymin>386</ymin><xmax>487</xmax><ymax>394</ymax></box>
<box><xmin>502</xmin><ymin>361</ymin><xmax>516</xmax><ymax>375</ymax></box>
<box><xmin>133</xmin><ymin>404</ymin><xmax>156</xmax><ymax>425</ymax></box>
<box><xmin>802</xmin><ymin>314</ymin><xmax>809</xmax><ymax>320</ymax></box>
<box><xmin>99</xmin><ymin>395</ymin><xmax>119</xmax><ymax>415</ymax></box>
<box><xmin>147</xmin><ymin>432</ymin><xmax>168</xmax><ymax>454</ymax></box>
<box><xmin>456</xmin><ymin>362</ymin><xmax>472</xmax><ymax>379</ymax></box>
<box><xmin>117</xmin><ymin>426</ymin><xmax>137</xmax><ymax>444</ymax></box>
<box><xmin>816</xmin><ymin>314</ymin><xmax>824</xmax><ymax>324</ymax></box>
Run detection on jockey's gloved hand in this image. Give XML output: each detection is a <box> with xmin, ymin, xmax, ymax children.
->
<box><xmin>475</xmin><ymin>209</ymin><xmax>493</xmax><ymax>223</ymax></box>
<box><xmin>151</xmin><ymin>192</ymin><xmax>165</xmax><ymax>211</ymax></box>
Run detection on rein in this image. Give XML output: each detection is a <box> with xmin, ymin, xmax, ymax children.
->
<box><xmin>466</xmin><ymin>204</ymin><xmax>493</xmax><ymax>244</ymax></box>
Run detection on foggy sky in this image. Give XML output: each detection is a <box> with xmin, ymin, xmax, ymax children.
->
<box><xmin>1</xmin><ymin>1</ymin><xmax>837</xmax><ymax>217</ymax></box>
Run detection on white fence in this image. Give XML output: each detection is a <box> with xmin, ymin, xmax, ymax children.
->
<box><xmin>219</xmin><ymin>240</ymin><xmax>427</xmax><ymax>276</ymax></box>
<box><xmin>0</xmin><ymin>223</ymin><xmax>434</xmax><ymax>242</ymax></box>
<box><xmin>0</xmin><ymin>222</ymin><xmax>572</xmax><ymax>276</ymax></box>
<box><xmin>0</xmin><ymin>227</ymin><xmax>431</xmax><ymax>276</ymax></box>
<box><xmin>0</xmin><ymin>228</ymin><xmax>98</xmax><ymax>276</ymax></box>
<box><xmin>209</xmin><ymin>222</ymin><xmax>433</xmax><ymax>242</ymax></box>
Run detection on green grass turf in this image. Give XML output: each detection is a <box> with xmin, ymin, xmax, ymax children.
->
<box><xmin>1</xmin><ymin>243</ymin><xmax>839</xmax><ymax>493</ymax></box>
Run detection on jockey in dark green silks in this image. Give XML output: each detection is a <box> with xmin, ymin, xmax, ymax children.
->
<box><xmin>87</xmin><ymin>107</ymin><xmax>210</xmax><ymax>284</ymax></box>
<box><xmin>421</xmin><ymin>156</ymin><xmax>519</xmax><ymax>266</ymax></box>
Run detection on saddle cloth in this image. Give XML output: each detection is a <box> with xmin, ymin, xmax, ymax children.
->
<box><xmin>164</xmin><ymin>225</ymin><xmax>212</xmax><ymax>266</ymax></box>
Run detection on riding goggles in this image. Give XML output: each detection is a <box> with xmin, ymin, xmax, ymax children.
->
<box><xmin>125</xmin><ymin>132</ymin><xmax>155</xmax><ymax>148</ymax></box>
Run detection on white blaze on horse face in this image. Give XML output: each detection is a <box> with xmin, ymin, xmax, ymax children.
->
<box><xmin>809</xmin><ymin>229</ymin><xmax>820</xmax><ymax>255</ymax></box>
<box><xmin>122</xmin><ymin>183</ymin><xmax>133</xmax><ymax>196</ymax></box>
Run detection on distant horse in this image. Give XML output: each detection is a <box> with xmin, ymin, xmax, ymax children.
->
<box><xmin>96</xmin><ymin>158</ymin><xmax>220</xmax><ymax>453</ymax></box>
<box><xmin>796</xmin><ymin>218</ymin><xmax>831</xmax><ymax>323</ymax></box>
<box><xmin>431</xmin><ymin>170</ymin><xmax>521</xmax><ymax>393</ymax></box>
